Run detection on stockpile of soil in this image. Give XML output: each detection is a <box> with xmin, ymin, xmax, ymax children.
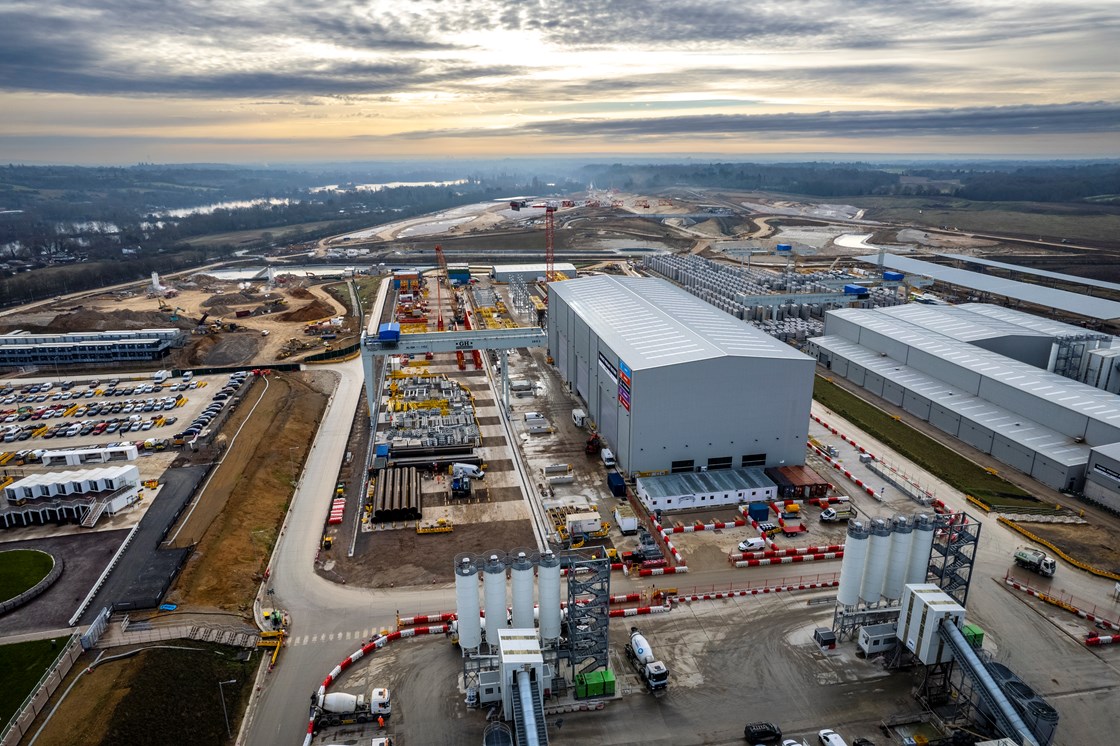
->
<box><xmin>279</xmin><ymin>298</ymin><xmax>334</xmax><ymax>322</ymax></box>
<box><xmin>201</xmin><ymin>292</ymin><xmax>257</xmax><ymax>308</ymax></box>
<box><xmin>287</xmin><ymin>287</ymin><xmax>314</xmax><ymax>300</ymax></box>
<box><xmin>184</xmin><ymin>333</ymin><xmax>262</xmax><ymax>367</ymax></box>
<box><xmin>49</xmin><ymin>309</ymin><xmax>192</xmax><ymax>332</ymax></box>
<box><xmin>206</xmin><ymin>304</ymin><xmax>233</xmax><ymax>317</ymax></box>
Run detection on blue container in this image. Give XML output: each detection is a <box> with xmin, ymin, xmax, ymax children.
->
<box><xmin>378</xmin><ymin>322</ymin><xmax>401</xmax><ymax>342</ymax></box>
<box><xmin>775</xmin><ymin>243</ymin><xmax>792</xmax><ymax>252</ymax></box>
<box><xmin>607</xmin><ymin>472</ymin><xmax>626</xmax><ymax>497</ymax></box>
<box><xmin>748</xmin><ymin>502</ymin><xmax>771</xmax><ymax>521</ymax></box>
<box><xmin>843</xmin><ymin>284</ymin><xmax>869</xmax><ymax>295</ymax></box>
<box><xmin>375</xmin><ymin>444</ymin><xmax>390</xmax><ymax>458</ymax></box>
<box><xmin>883</xmin><ymin>271</ymin><xmax>904</xmax><ymax>281</ymax></box>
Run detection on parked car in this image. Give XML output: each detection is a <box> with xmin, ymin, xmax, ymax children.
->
<box><xmin>744</xmin><ymin>722</ymin><xmax>783</xmax><ymax>744</ymax></box>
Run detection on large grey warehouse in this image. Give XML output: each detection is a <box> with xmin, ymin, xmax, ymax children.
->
<box><xmin>547</xmin><ymin>275</ymin><xmax>815</xmax><ymax>477</ymax></box>
<box><xmin>808</xmin><ymin>303</ymin><xmax>1120</xmax><ymax>492</ymax></box>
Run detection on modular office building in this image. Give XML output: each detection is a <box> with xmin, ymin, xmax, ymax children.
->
<box><xmin>547</xmin><ymin>275</ymin><xmax>814</xmax><ymax>477</ymax></box>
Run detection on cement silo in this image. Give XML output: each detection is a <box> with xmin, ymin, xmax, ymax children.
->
<box><xmin>454</xmin><ymin>555</ymin><xmax>481</xmax><ymax>650</ymax></box>
<box><xmin>907</xmin><ymin>514</ymin><xmax>936</xmax><ymax>585</ymax></box>
<box><xmin>836</xmin><ymin>520</ymin><xmax>870</xmax><ymax>607</ymax></box>
<box><xmin>881</xmin><ymin>515</ymin><xmax>913</xmax><ymax>602</ymax></box>
<box><xmin>510</xmin><ymin>551</ymin><xmax>536</xmax><ymax>630</ymax></box>
<box><xmin>859</xmin><ymin>518</ymin><xmax>892</xmax><ymax>606</ymax></box>
<box><xmin>483</xmin><ymin>553</ymin><xmax>508</xmax><ymax>644</ymax></box>
<box><xmin>537</xmin><ymin>550</ymin><xmax>562</xmax><ymax>642</ymax></box>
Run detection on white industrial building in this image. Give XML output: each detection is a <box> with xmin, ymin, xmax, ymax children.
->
<box><xmin>38</xmin><ymin>443</ymin><xmax>138</xmax><ymax>467</ymax></box>
<box><xmin>491</xmin><ymin>263</ymin><xmax>577</xmax><ymax>284</ymax></box>
<box><xmin>1083</xmin><ymin>443</ymin><xmax>1120</xmax><ymax>512</ymax></box>
<box><xmin>548</xmin><ymin>275</ymin><xmax>815</xmax><ymax>477</ymax></box>
<box><xmin>808</xmin><ymin>305</ymin><xmax>1120</xmax><ymax>491</ymax></box>
<box><xmin>0</xmin><ymin>328</ymin><xmax>184</xmax><ymax>367</ymax></box>
<box><xmin>3</xmin><ymin>464</ymin><xmax>140</xmax><ymax>502</ymax></box>
<box><xmin>635</xmin><ymin>468</ymin><xmax>776</xmax><ymax>512</ymax></box>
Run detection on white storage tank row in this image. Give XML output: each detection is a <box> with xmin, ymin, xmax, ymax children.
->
<box><xmin>453</xmin><ymin>550</ymin><xmax>564</xmax><ymax>650</ymax></box>
<box><xmin>835</xmin><ymin>513</ymin><xmax>937</xmax><ymax>608</ymax></box>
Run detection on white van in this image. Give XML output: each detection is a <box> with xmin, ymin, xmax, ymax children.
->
<box><xmin>451</xmin><ymin>463</ymin><xmax>485</xmax><ymax>479</ymax></box>
<box><xmin>600</xmin><ymin>448</ymin><xmax>616</xmax><ymax>468</ymax></box>
<box><xmin>737</xmin><ymin>537</ymin><xmax>767</xmax><ymax>553</ymax></box>
<box><xmin>818</xmin><ymin>729</ymin><xmax>848</xmax><ymax>746</ymax></box>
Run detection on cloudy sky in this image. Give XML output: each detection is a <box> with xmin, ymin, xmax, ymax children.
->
<box><xmin>1</xmin><ymin>0</ymin><xmax>1118</xmax><ymax>164</ymax></box>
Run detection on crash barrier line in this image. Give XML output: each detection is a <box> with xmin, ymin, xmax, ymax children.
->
<box><xmin>733</xmin><ymin>551</ymin><xmax>844</xmax><ymax>568</ymax></box>
<box><xmin>1086</xmin><ymin>634</ymin><xmax>1119</xmax><ymax>646</ymax></box>
<box><xmin>965</xmin><ymin>494</ymin><xmax>993</xmax><ymax>513</ymax></box>
<box><xmin>660</xmin><ymin>519</ymin><xmax>749</xmax><ymax>533</ymax></box>
<box><xmin>305</xmin><ymin>624</ymin><xmax>449</xmax><ymax>746</ymax></box>
<box><xmin>728</xmin><ymin>544</ymin><xmax>845</xmax><ymax>562</ymax></box>
<box><xmin>999</xmin><ymin>517</ymin><xmax>1120</xmax><ymax>581</ymax></box>
<box><xmin>1003</xmin><ymin>575</ymin><xmax>1120</xmax><ymax>632</ymax></box>
<box><xmin>674</xmin><ymin>579</ymin><xmax>839</xmax><ymax>603</ymax></box>
<box><xmin>608</xmin><ymin>604</ymin><xmax>672</xmax><ymax>618</ymax></box>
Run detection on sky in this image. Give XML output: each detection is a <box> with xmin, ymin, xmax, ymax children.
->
<box><xmin>1</xmin><ymin>0</ymin><xmax>1118</xmax><ymax>165</ymax></box>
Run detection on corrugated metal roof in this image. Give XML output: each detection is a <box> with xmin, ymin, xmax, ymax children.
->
<box><xmin>830</xmin><ymin>308</ymin><xmax>1120</xmax><ymax>425</ymax></box>
<box><xmin>956</xmin><ymin>303</ymin><xmax>1112</xmax><ymax>342</ymax></box>
<box><xmin>938</xmin><ymin>254</ymin><xmax>1120</xmax><ymax>294</ymax></box>
<box><xmin>877</xmin><ymin>304</ymin><xmax>1048</xmax><ymax>343</ymax></box>
<box><xmin>493</xmin><ymin>262</ymin><xmax>577</xmax><ymax>274</ymax></box>
<box><xmin>637</xmin><ymin>467</ymin><xmax>775</xmax><ymax>498</ymax></box>
<box><xmin>550</xmin><ymin>276</ymin><xmax>810</xmax><ymax>369</ymax></box>
<box><xmin>812</xmin><ymin>335</ymin><xmax>1091</xmax><ymax>465</ymax></box>
<box><xmin>856</xmin><ymin>254</ymin><xmax>1120</xmax><ymax>321</ymax></box>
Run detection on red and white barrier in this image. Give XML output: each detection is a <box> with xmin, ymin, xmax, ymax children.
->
<box><xmin>304</xmin><ymin>624</ymin><xmax>450</xmax><ymax>745</ymax></box>
<box><xmin>674</xmin><ymin>579</ymin><xmax>839</xmax><ymax>602</ymax></box>
<box><xmin>733</xmin><ymin>551</ymin><xmax>843</xmax><ymax>568</ymax></box>
<box><xmin>1004</xmin><ymin>576</ymin><xmax>1120</xmax><ymax>631</ymax></box>
<box><xmin>398</xmin><ymin>611</ymin><xmax>457</xmax><ymax>626</ymax></box>
<box><xmin>608</xmin><ymin>604</ymin><xmax>672</xmax><ymax>618</ymax></box>
<box><xmin>1086</xmin><ymin>634</ymin><xmax>1119</xmax><ymax>646</ymax></box>
<box><xmin>728</xmin><ymin>544</ymin><xmax>845</xmax><ymax>562</ymax></box>
<box><xmin>660</xmin><ymin>518</ymin><xmax>749</xmax><ymax>534</ymax></box>
<box><xmin>637</xmin><ymin>565</ymin><xmax>688</xmax><ymax>576</ymax></box>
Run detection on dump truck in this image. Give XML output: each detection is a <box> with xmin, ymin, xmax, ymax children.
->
<box><xmin>626</xmin><ymin>627</ymin><xmax>669</xmax><ymax>692</ymax></box>
<box><xmin>820</xmin><ymin>505</ymin><xmax>855</xmax><ymax>522</ymax></box>
<box><xmin>313</xmin><ymin>686</ymin><xmax>392</xmax><ymax>728</ymax></box>
<box><xmin>1014</xmin><ymin>547</ymin><xmax>1057</xmax><ymax>577</ymax></box>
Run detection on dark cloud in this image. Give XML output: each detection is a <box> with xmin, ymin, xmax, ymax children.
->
<box><xmin>385</xmin><ymin>102</ymin><xmax>1120</xmax><ymax>141</ymax></box>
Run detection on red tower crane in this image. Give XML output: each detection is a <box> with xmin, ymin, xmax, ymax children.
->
<box><xmin>544</xmin><ymin>205</ymin><xmax>557</xmax><ymax>283</ymax></box>
<box><xmin>434</xmin><ymin>244</ymin><xmax>447</xmax><ymax>331</ymax></box>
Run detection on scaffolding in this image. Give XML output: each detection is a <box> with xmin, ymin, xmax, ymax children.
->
<box><xmin>929</xmin><ymin>512</ymin><xmax>980</xmax><ymax>608</ymax></box>
<box><xmin>563</xmin><ymin>548</ymin><xmax>611</xmax><ymax>674</ymax></box>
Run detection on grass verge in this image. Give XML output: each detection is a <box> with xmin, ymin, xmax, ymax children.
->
<box><xmin>0</xmin><ymin>638</ymin><xmax>67</xmax><ymax>728</ymax></box>
<box><xmin>0</xmin><ymin>549</ymin><xmax>54</xmax><ymax>602</ymax></box>
<box><xmin>30</xmin><ymin>643</ymin><xmax>260</xmax><ymax>746</ymax></box>
<box><xmin>813</xmin><ymin>376</ymin><xmax>1039</xmax><ymax>508</ymax></box>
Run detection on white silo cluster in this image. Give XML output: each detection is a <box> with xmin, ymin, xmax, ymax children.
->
<box><xmin>455</xmin><ymin>550</ymin><xmax>565</xmax><ymax>650</ymax></box>
<box><xmin>835</xmin><ymin>513</ymin><xmax>937</xmax><ymax>609</ymax></box>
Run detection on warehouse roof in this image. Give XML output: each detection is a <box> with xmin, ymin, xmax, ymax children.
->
<box><xmin>876</xmin><ymin>304</ymin><xmax>1049</xmax><ymax>344</ymax></box>
<box><xmin>956</xmin><ymin>303</ymin><xmax>1112</xmax><ymax>342</ymax></box>
<box><xmin>637</xmin><ymin>467</ymin><xmax>775</xmax><ymax>499</ymax></box>
<box><xmin>549</xmin><ymin>276</ymin><xmax>810</xmax><ymax>369</ymax></box>
<box><xmin>812</xmin><ymin>335</ymin><xmax>1092</xmax><ymax>466</ymax></box>
<box><xmin>938</xmin><ymin>254</ymin><xmax>1120</xmax><ymax>294</ymax></box>
<box><xmin>855</xmin><ymin>254</ymin><xmax>1120</xmax><ymax>321</ymax></box>
<box><xmin>827</xmin><ymin>308</ymin><xmax>1120</xmax><ymax>433</ymax></box>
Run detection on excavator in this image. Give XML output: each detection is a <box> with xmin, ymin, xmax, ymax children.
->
<box><xmin>585</xmin><ymin>431</ymin><xmax>603</xmax><ymax>456</ymax></box>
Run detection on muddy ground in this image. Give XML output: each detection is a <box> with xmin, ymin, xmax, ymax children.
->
<box><xmin>1022</xmin><ymin>521</ymin><xmax>1120</xmax><ymax>575</ymax></box>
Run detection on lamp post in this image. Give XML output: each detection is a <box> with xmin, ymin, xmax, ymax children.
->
<box><xmin>218</xmin><ymin>678</ymin><xmax>237</xmax><ymax>738</ymax></box>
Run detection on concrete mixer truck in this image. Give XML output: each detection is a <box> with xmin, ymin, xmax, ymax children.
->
<box><xmin>312</xmin><ymin>686</ymin><xmax>392</xmax><ymax>729</ymax></box>
<box><xmin>626</xmin><ymin>627</ymin><xmax>669</xmax><ymax>693</ymax></box>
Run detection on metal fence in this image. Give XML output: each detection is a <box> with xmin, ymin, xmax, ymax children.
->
<box><xmin>0</xmin><ymin>635</ymin><xmax>83</xmax><ymax>746</ymax></box>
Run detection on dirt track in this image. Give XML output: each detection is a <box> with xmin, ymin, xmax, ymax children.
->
<box><xmin>164</xmin><ymin>370</ymin><xmax>331</xmax><ymax>611</ymax></box>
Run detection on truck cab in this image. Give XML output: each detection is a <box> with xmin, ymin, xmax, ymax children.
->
<box><xmin>821</xmin><ymin>506</ymin><xmax>854</xmax><ymax>522</ymax></box>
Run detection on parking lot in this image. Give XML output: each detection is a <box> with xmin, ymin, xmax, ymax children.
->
<box><xmin>0</xmin><ymin>371</ymin><xmax>249</xmax><ymax>455</ymax></box>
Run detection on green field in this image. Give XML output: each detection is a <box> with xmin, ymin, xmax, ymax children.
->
<box><xmin>183</xmin><ymin>219</ymin><xmax>352</xmax><ymax>249</ymax></box>
<box><xmin>813</xmin><ymin>376</ymin><xmax>1041</xmax><ymax>508</ymax></box>
<box><xmin>0</xmin><ymin>549</ymin><xmax>54</xmax><ymax>602</ymax></box>
<box><xmin>849</xmin><ymin>195</ymin><xmax>1120</xmax><ymax>245</ymax></box>
<box><xmin>0</xmin><ymin>638</ymin><xmax>68</xmax><ymax>728</ymax></box>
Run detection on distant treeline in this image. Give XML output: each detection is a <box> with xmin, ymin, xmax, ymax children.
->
<box><xmin>580</xmin><ymin>161</ymin><xmax>1120</xmax><ymax>202</ymax></box>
